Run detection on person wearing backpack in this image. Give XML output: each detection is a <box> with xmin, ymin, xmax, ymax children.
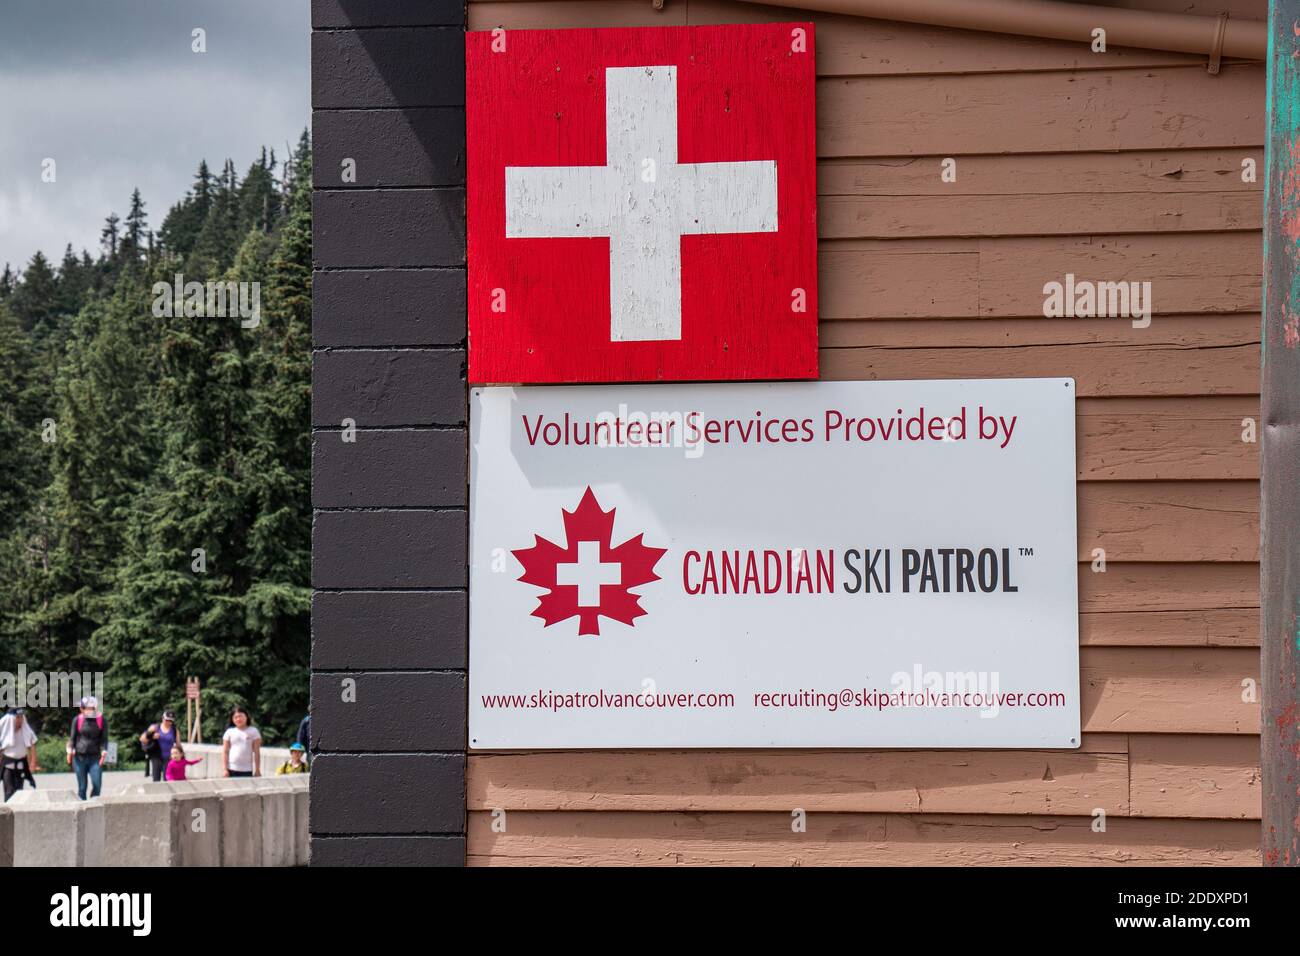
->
<box><xmin>66</xmin><ymin>696</ymin><xmax>108</xmax><ymax>800</ymax></box>
<box><xmin>139</xmin><ymin>709</ymin><xmax>178</xmax><ymax>782</ymax></box>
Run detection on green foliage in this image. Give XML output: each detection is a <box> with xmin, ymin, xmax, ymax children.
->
<box><xmin>0</xmin><ymin>304</ymin><xmax>44</xmax><ymax>530</ymax></box>
<box><xmin>0</xmin><ymin>135</ymin><xmax>311</xmax><ymax>747</ymax></box>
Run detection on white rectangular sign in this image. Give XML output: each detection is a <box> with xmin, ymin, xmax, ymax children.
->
<box><xmin>470</xmin><ymin>379</ymin><xmax>1079</xmax><ymax>749</ymax></box>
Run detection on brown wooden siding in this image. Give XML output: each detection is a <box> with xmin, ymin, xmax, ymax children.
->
<box><xmin>466</xmin><ymin>0</ymin><xmax>1264</xmax><ymax>865</ymax></box>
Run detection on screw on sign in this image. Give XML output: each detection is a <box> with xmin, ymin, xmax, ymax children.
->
<box><xmin>466</xmin><ymin>23</ymin><xmax>819</xmax><ymax>384</ymax></box>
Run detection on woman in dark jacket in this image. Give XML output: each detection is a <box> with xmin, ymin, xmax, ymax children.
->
<box><xmin>67</xmin><ymin>696</ymin><xmax>107</xmax><ymax>800</ymax></box>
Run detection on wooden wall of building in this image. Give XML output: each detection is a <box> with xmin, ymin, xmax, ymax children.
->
<box><xmin>465</xmin><ymin>0</ymin><xmax>1265</xmax><ymax>865</ymax></box>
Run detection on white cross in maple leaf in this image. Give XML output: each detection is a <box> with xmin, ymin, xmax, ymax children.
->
<box><xmin>505</xmin><ymin>64</ymin><xmax>778</xmax><ymax>342</ymax></box>
<box><xmin>556</xmin><ymin>540</ymin><xmax>622</xmax><ymax>607</ymax></box>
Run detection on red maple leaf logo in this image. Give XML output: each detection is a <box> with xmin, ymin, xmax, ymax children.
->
<box><xmin>512</xmin><ymin>487</ymin><xmax>667</xmax><ymax>636</ymax></box>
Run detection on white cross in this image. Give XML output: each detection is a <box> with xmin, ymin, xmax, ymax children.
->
<box><xmin>556</xmin><ymin>541</ymin><xmax>622</xmax><ymax>607</ymax></box>
<box><xmin>505</xmin><ymin>65</ymin><xmax>778</xmax><ymax>342</ymax></box>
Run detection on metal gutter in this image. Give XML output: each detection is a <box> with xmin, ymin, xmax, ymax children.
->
<box><xmin>734</xmin><ymin>0</ymin><xmax>1266</xmax><ymax>62</ymax></box>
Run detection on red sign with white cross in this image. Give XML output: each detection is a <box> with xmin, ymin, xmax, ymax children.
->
<box><xmin>466</xmin><ymin>23</ymin><xmax>818</xmax><ymax>384</ymax></box>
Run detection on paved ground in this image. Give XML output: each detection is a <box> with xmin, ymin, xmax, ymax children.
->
<box><xmin>21</xmin><ymin>770</ymin><xmax>146</xmax><ymax>794</ymax></box>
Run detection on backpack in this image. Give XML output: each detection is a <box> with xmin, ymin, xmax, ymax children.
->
<box><xmin>140</xmin><ymin>723</ymin><xmax>162</xmax><ymax>756</ymax></box>
<box><xmin>75</xmin><ymin>713</ymin><xmax>104</xmax><ymax>733</ymax></box>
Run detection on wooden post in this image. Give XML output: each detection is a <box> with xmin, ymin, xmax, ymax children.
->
<box><xmin>1263</xmin><ymin>0</ymin><xmax>1300</xmax><ymax>867</ymax></box>
<box><xmin>186</xmin><ymin>677</ymin><xmax>201</xmax><ymax>744</ymax></box>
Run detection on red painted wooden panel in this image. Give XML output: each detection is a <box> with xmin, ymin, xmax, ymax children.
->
<box><xmin>466</xmin><ymin>23</ymin><xmax>819</xmax><ymax>383</ymax></box>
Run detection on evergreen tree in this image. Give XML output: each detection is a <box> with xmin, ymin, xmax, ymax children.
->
<box><xmin>193</xmin><ymin>160</ymin><xmax>213</xmax><ymax>220</ymax></box>
<box><xmin>121</xmin><ymin>189</ymin><xmax>148</xmax><ymax>263</ymax></box>
<box><xmin>3</xmin><ymin>134</ymin><xmax>313</xmax><ymax>742</ymax></box>
<box><xmin>238</xmin><ymin>148</ymin><xmax>281</xmax><ymax>237</ymax></box>
<box><xmin>100</xmin><ymin>213</ymin><xmax>120</xmax><ymax>261</ymax></box>
<box><xmin>58</xmin><ymin>245</ymin><xmax>90</xmax><ymax>316</ymax></box>
<box><xmin>188</xmin><ymin>160</ymin><xmax>240</xmax><ymax>276</ymax></box>
<box><xmin>156</xmin><ymin>161</ymin><xmax>215</xmax><ymax>262</ymax></box>
<box><xmin>10</xmin><ymin>251</ymin><xmax>59</xmax><ymax>333</ymax></box>
<box><xmin>10</xmin><ymin>252</ymin><xmax>75</xmax><ymax>426</ymax></box>
<box><xmin>280</xmin><ymin>131</ymin><xmax>311</xmax><ymax>201</ymax></box>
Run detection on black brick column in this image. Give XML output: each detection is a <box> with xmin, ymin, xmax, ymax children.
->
<box><xmin>309</xmin><ymin>0</ymin><xmax>467</xmax><ymax>867</ymax></box>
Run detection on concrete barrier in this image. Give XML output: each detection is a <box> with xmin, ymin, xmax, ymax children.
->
<box><xmin>287</xmin><ymin>775</ymin><xmax>310</xmax><ymax>865</ymax></box>
<box><xmin>253</xmin><ymin>778</ymin><xmax>296</xmax><ymax>867</ymax></box>
<box><xmin>10</xmin><ymin>797</ymin><xmax>105</xmax><ymax>866</ymax></box>
<box><xmin>169</xmin><ymin>782</ymin><xmax>223</xmax><ymax>867</ymax></box>
<box><xmin>101</xmin><ymin>791</ymin><xmax>174</xmax><ymax>866</ymax></box>
<box><xmin>9</xmin><ymin>789</ymin><xmax>80</xmax><ymax>804</ymax></box>
<box><xmin>0</xmin><ymin>806</ymin><xmax>12</xmax><ymax>867</ymax></box>
<box><xmin>209</xmin><ymin>778</ymin><xmax>264</xmax><ymax>866</ymax></box>
<box><xmin>7</xmin><ymin>776</ymin><xmax>306</xmax><ymax>866</ymax></box>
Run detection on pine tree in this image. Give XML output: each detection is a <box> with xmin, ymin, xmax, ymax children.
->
<box><xmin>156</xmin><ymin>162</ymin><xmax>216</xmax><ymax>262</ymax></box>
<box><xmin>194</xmin><ymin>160</ymin><xmax>213</xmax><ymax>220</ymax></box>
<box><xmin>121</xmin><ymin>189</ymin><xmax>148</xmax><ymax>264</ymax></box>
<box><xmin>100</xmin><ymin>213</ymin><xmax>120</xmax><ymax>261</ymax></box>
<box><xmin>57</xmin><ymin>245</ymin><xmax>91</xmax><ymax>316</ymax></box>
<box><xmin>280</xmin><ymin>130</ymin><xmax>311</xmax><ymax>201</ymax></box>
<box><xmin>10</xmin><ymin>252</ymin><xmax>74</xmax><ymax>431</ymax></box>
<box><xmin>189</xmin><ymin>160</ymin><xmax>240</xmax><ymax>276</ymax></box>
<box><xmin>238</xmin><ymin>148</ymin><xmax>281</xmax><ymax>236</ymax></box>
<box><xmin>10</xmin><ymin>251</ymin><xmax>59</xmax><ymax>333</ymax></box>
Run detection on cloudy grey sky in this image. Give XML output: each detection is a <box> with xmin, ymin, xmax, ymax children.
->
<box><xmin>0</xmin><ymin>0</ymin><xmax>309</xmax><ymax>270</ymax></box>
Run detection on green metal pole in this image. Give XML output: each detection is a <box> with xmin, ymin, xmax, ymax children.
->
<box><xmin>1263</xmin><ymin>0</ymin><xmax>1300</xmax><ymax>867</ymax></box>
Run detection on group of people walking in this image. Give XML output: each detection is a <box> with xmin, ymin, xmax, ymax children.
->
<box><xmin>138</xmin><ymin>705</ymin><xmax>310</xmax><ymax>785</ymax></box>
<box><xmin>0</xmin><ymin>697</ymin><xmax>310</xmax><ymax>802</ymax></box>
<box><xmin>1</xmin><ymin>695</ymin><xmax>111</xmax><ymax>801</ymax></box>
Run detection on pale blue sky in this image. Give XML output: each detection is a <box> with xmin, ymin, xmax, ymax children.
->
<box><xmin>0</xmin><ymin>0</ymin><xmax>309</xmax><ymax>270</ymax></box>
